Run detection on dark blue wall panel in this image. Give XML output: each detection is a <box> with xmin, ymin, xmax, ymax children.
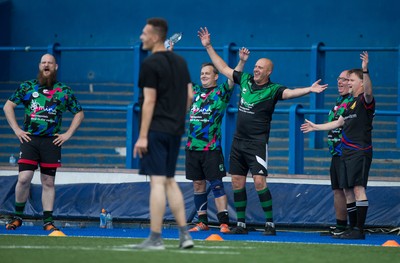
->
<box><xmin>1</xmin><ymin>0</ymin><xmax>399</xmax><ymax>86</ymax></box>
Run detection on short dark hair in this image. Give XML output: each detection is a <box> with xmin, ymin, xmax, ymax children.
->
<box><xmin>348</xmin><ymin>68</ymin><xmax>363</xmax><ymax>80</ymax></box>
<box><xmin>147</xmin><ymin>17</ymin><xmax>168</xmax><ymax>41</ymax></box>
<box><xmin>201</xmin><ymin>62</ymin><xmax>219</xmax><ymax>75</ymax></box>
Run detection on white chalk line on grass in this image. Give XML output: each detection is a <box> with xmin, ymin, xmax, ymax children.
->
<box><xmin>0</xmin><ymin>244</ymin><xmax>242</xmax><ymax>255</ymax></box>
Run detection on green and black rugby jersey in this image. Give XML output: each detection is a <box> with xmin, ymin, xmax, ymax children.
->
<box><xmin>233</xmin><ymin>71</ymin><xmax>286</xmax><ymax>143</ymax></box>
<box><xmin>327</xmin><ymin>94</ymin><xmax>352</xmax><ymax>156</ymax></box>
<box><xmin>8</xmin><ymin>79</ymin><xmax>83</xmax><ymax>136</ymax></box>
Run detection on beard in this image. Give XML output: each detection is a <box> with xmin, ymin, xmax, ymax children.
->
<box><xmin>37</xmin><ymin>70</ymin><xmax>57</xmax><ymax>87</ymax></box>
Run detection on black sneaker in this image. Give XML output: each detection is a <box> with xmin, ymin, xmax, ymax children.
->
<box><xmin>333</xmin><ymin>228</ymin><xmax>365</xmax><ymax>240</ymax></box>
<box><xmin>329</xmin><ymin>227</ymin><xmax>346</xmax><ymax>236</ymax></box>
<box><xmin>263</xmin><ymin>223</ymin><xmax>276</xmax><ymax>236</ymax></box>
<box><xmin>320</xmin><ymin>226</ymin><xmax>347</xmax><ymax>236</ymax></box>
<box><xmin>224</xmin><ymin>226</ymin><xmax>248</xmax><ymax>235</ymax></box>
<box><xmin>6</xmin><ymin>216</ymin><xmax>23</xmax><ymax>230</ymax></box>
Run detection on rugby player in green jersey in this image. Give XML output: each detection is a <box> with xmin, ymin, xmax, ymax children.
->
<box><xmin>198</xmin><ymin>27</ymin><xmax>327</xmax><ymax>235</ymax></box>
<box><xmin>186</xmin><ymin>48</ymin><xmax>249</xmax><ymax>233</ymax></box>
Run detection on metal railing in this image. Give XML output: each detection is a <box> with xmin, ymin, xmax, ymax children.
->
<box><xmin>1</xmin><ymin>43</ymin><xmax>400</xmax><ymax>172</ymax></box>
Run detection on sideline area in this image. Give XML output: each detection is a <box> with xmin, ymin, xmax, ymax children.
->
<box><xmin>1</xmin><ymin>222</ymin><xmax>399</xmax><ymax>247</ymax></box>
<box><xmin>1</xmin><ymin>167</ymin><xmax>399</xmax><ymax>228</ymax></box>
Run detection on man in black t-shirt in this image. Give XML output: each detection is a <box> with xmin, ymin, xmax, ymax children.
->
<box><xmin>133</xmin><ymin>18</ymin><xmax>194</xmax><ymax>250</ymax></box>
<box><xmin>198</xmin><ymin>27</ymin><xmax>328</xmax><ymax>235</ymax></box>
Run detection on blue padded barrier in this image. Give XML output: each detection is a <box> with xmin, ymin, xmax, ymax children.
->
<box><xmin>1</xmin><ymin>171</ymin><xmax>399</xmax><ymax>227</ymax></box>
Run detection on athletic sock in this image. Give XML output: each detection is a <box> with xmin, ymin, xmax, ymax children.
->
<box><xmin>149</xmin><ymin>231</ymin><xmax>162</xmax><ymax>241</ymax></box>
<box><xmin>194</xmin><ymin>191</ymin><xmax>208</xmax><ymax>224</ymax></box>
<box><xmin>233</xmin><ymin>188</ymin><xmax>247</xmax><ymax>225</ymax></box>
<box><xmin>336</xmin><ymin>219</ymin><xmax>347</xmax><ymax>230</ymax></box>
<box><xmin>43</xmin><ymin>211</ymin><xmax>53</xmax><ymax>224</ymax></box>
<box><xmin>198</xmin><ymin>213</ymin><xmax>208</xmax><ymax>225</ymax></box>
<box><xmin>347</xmin><ymin>202</ymin><xmax>357</xmax><ymax>228</ymax></box>
<box><xmin>217</xmin><ymin>210</ymin><xmax>229</xmax><ymax>225</ymax></box>
<box><xmin>257</xmin><ymin>187</ymin><xmax>273</xmax><ymax>223</ymax></box>
<box><xmin>356</xmin><ymin>200</ymin><xmax>369</xmax><ymax>231</ymax></box>
<box><xmin>15</xmin><ymin>202</ymin><xmax>26</xmax><ymax>217</ymax></box>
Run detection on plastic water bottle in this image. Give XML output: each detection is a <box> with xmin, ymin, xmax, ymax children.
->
<box><xmin>106</xmin><ymin>212</ymin><xmax>113</xmax><ymax>229</ymax></box>
<box><xmin>9</xmin><ymin>154</ymin><xmax>17</xmax><ymax>166</ymax></box>
<box><xmin>164</xmin><ymin>32</ymin><xmax>183</xmax><ymax>49</ymax></box>
<box><xmin>100</xmin><ymin>208</ymin><xmax>107</xmax><ymax>228</ymax></box>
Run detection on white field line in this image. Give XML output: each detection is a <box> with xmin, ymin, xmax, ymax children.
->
<box><xmin>0</xmin><ymin>244</ymin><xmax>241</xmax><ymax>255</ymax></box>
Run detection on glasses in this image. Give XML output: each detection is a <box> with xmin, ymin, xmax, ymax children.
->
<box><xmin>337</xmin><ymin>77</ymin><xmax>349</xmax><ymax>82</ymax></box>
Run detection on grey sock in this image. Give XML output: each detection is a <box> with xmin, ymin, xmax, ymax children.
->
<box><xmin>149</xmin><ymin>231</ymin><xmax>162</xmax><ymax>240</ymax></box>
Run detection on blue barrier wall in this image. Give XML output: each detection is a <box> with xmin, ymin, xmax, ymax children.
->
<box><xmin>0</xmin><ymin>0</ymin><xmax>399</xmax><ymax>86</ymax></box>
<box><xmin>1</xmin><ymin>171</ymin><xmax>399</xmax><ymax>227</ymax></box>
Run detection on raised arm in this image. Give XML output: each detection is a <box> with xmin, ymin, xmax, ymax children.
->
<box><xmin>228</xmin><ymin>47</ymin><xmax>250</xmax><ymax>88</ymax></box>
<box><xmin>198</xmin><ymin>27</ymin><xmax>234</xmax><ymax>81</ymax></box>
<box><xmin>361</xmin><ymin>51</ymin><xmax>373</xmax><ymax>103</ymax></box>
<box><xmin>282</xmin><ymin>79</ymin><xmax>328</xmax><ymax>100</ymax></box>
<box><xmin>300</xmin><ymin>116</ymin><xmax>344</xmax><ymax>133</ymax></box>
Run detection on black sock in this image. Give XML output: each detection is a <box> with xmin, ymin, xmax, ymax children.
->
<box><xmin>15</xmin><ymin>202</ymin><xmax>26</xmax><ymax>217</ymax></box>
<box><xmin>198</xmin><ymin>214</ymin><xmax>208</xmax><ymax>225</ymax></box>
<box><xmin>217</xmin><ymin>210</ymin><xmax>229</xmax><ymax>225</ymax></box>
<box><xmin>336</xmin><ymin>219</ymin><xmax>347</xmax><ymax>229</ymax></box>
<box><xmin>356</xmin><ymin>200</ymin><xmax>369</xmax><ymax>231</ymax></box>
<box><xmin>43</xmin><ymin>211</ymin><xmax>53</xmax><ymax>224</ymax></box>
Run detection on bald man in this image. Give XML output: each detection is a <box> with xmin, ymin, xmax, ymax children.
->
<box><xmin>198</xmin><ymin>27</ymin><xmax>328</xmax><ymax>235</ymax></box>
<box><xmin>4</xmin><ymin>53</ymin><xmax>84</xmax><ymax>231</ymax></box>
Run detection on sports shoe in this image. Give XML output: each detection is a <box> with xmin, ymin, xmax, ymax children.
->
<box><xmin>219</xmin><ymin>223</ymin><xmax>230</xmax><ymax>233</ymax></box>
<box><xmin>329</xmin><ymin>226</ymin><xmax>346</xmax><ymax>236</ymax></box>
<box><xmin>224</xmin><ymin>226</ymin><xmax>248</xmax><ymax>235</ymax></box>
<box><xmin>263</xmin><ymin>222</ymin><xmax>276</xmax><ymax>236</ymax></box>
<box><xmin>43</xmin><ymin>222</ymin><xmax>60</xmax><ymax>231</ymax></box>
<box><xmin>179</xmin><ymin>232</ymin><xmax>194</xmax><ymax>249</ymax></box>
<box><xmin>189</xmin><ymin>222</ymin><xmax>209</xmax><ymax>232</ymax></box>
<box><xmin>6</xmin><ymin>216</ymin><xmax>22</xmax><ymax>230</ymax></box>
<box><xmin>320</xmin><ymin>226</ymin><xmax>347</xmax><ymax>236</ymax></box>
<box><xmin>132</xmin><ymin>237</ymin><xmax>165</xmax><ymax>250</ymax></box>
<box><xmin>333</xmin><ymin>228</ymin><xmax>365</xmax><ymax>240</ymax></box>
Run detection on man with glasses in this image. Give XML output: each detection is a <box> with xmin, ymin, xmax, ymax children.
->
<box><xmin>324</xmin><ymin>70</ymin><xmax>353</xmax><ymax>236</ymax></box>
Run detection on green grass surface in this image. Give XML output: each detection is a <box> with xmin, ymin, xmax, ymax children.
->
<box><xmin>1</xmin><ymin>235</ymin><xmax>399</xmax><ymax>263</ymax></box>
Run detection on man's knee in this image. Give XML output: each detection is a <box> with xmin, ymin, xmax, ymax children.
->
<box><xmin>193</xmin><ymin>180</ymin><xmax>206</xmax><ymax>192</ymax></box>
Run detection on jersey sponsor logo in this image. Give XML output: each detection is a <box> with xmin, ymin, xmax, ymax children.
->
<box><xmin>30</xmin><ymin>100</ymin><xmax>57</xmax><ymax>115</ymax></box>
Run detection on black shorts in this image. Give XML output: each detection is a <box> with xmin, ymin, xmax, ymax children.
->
<box><xmin>229</xmin><ymin>137</ymin><xmax>268</xmax><ymax>176</ymax></box>
<box><xmin>185</xmin><ymin>150</ymin><xmax>226</xmax><ymax>181</ymax></box>
<box><xmin>339</xmin><ymin>153</ymin><xmax>372</xmax><ymax>188</ymax></box>
<box><xmin>330</xmin><ymin>155</ymin><xmax>342</xmax><ymax>190</ymax></box>
<box><xmin>19</xmin><ymin>135</ymin><xmax>61</xmax><ymax>168</ymax></box>
<box><xmin>139</xmin><ymin>131</ymin><xmax>181</xmax><ymax>178</ymax></box>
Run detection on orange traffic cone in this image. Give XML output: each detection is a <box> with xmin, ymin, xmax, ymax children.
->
<box><xmin>48</xmin><ymin>230</ymin><xmax>67</xmax><ymax>237</ymax></box>
<box><xmin>382</xmin><ymin>240</ymin><xmax>400</xmax><ymax>247</ymax></box>
<box><xmin>205</xmin><ymin>234</ymin><xmax>224</xmax><ymax>241</ymax></box>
